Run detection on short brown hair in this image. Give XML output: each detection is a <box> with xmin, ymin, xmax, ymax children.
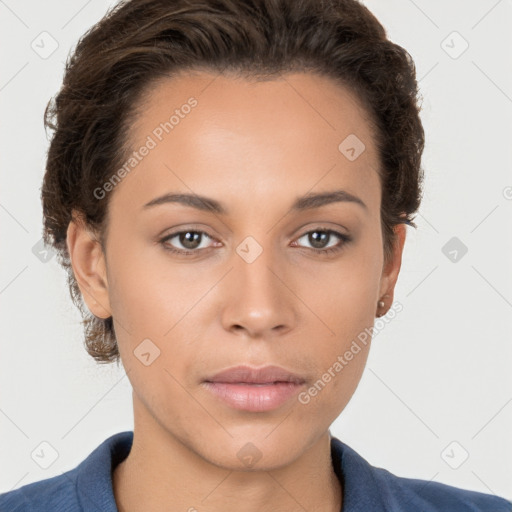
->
<box><xmin>42</xmin><ymin>0</ymin><xmax>425</xmax><ymax>364</ymax></box>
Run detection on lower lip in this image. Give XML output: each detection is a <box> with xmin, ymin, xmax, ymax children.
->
<box><xmin>202</xmin><ymin>381</ymin><xmax>303</xmax><ymax>412</ymax></box>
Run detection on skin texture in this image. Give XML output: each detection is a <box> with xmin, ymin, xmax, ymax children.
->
<box><xmin>66</xmin><ymin>71</ymin><xmax>406</xmax><ymax>512</ymax></box>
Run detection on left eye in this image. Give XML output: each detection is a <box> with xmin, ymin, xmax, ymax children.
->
<box><xmin>293</xmin><ymin>229</ymin><xmax>350</xmax><ymax>253</ymax></box>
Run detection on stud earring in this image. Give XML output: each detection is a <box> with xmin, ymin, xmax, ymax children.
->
<box><xmin>376</xmin><ymin>294</ymin><xmax>389</xmax><ymax>317</ymax></box>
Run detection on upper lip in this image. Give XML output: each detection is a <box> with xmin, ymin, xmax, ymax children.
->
<box><xmin>205</xmin><ymin>365</ymin><xmax>305</xmax><ymax>384</ymax></box>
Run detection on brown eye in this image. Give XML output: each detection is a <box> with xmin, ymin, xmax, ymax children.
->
<box><xmin>160</xmin><ymin>230</ymin><xmax>214</xmax><ymax>254</ymax></box>
<box><xmin>306</xmin><ymin>230</ymin><xmax>330</xmax><ymax>249</ymax></box>
<box><xmin>294</xmin><ymin>229</ymin><xmax>352</xmax><ymax>255</ymax></box>
<box><xmin>177</xmin><ymin>231</ymin><xmax>202</xmax><ymax>249</ymax></box>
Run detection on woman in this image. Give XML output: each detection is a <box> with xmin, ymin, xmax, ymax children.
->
<box><xmin>1</xmin><ymin>0</ymin><xmax>510</xmax><ymax>510</ymax></box>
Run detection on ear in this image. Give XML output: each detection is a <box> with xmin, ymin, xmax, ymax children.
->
<box><xmin>66</xmin><ymin>211</ymin><xmax>112</xmax><ymax>319</ymax></box>
<box><xmin>377</xmin><ymin>222</ymin><xmax>407</xmax><ymax>314</ymax></box>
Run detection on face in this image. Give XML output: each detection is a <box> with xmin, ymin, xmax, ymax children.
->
<box><xmin>68</xmin><ymin>71</ymin><xmax>405</xmax><ymax>470</ymax></box>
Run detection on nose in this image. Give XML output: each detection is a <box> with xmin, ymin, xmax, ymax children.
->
<box><xmin>220</xmin><ymin>245</ymin><xmax>297</xmax><ymax>339</ymax></box>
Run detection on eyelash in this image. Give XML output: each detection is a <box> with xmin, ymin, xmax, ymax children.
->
<box><xmin>159</xmin><ymin>228</ymin><xmax>352</xmax><ymax>257</ymax></box>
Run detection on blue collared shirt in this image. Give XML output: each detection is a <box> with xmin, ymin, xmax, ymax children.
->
<box><xmin>1</xmin><ymin>431</ymin><xmax>510</xmax><ymax>511</ymax></box>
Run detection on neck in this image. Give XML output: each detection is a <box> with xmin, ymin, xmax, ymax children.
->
<box><xmin>113</xmin><ymin>400</ymin><xmax>342</xmax><ymax>512</ymax></box>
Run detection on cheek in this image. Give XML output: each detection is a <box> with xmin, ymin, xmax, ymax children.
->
<box><xmin>296</xmin><ymin>320</ymin><xmax>372</xmax><ymax>424</ymax></box>
<box><xmin>294</xmin><ymin>253</ymin><xmax>380</xmax><ymax>341</ymax></box>
<box><xmin>106</xmin><ymin>240</ymin><xmax>202</xmax><ymax>337</ymax></box>
<box><xmin>291</xmin><ymin>223</ymin><xmax>383</xmax><ymax>314</ymax></box>
<box><xmin>106</xmin><ymin>243</ymin><xmax>214</xmax><ymax>389</ymax></box>
<box><xmin>288</xmin><ymin>252</ymin><xmax>380</xmax><ymax>416</ymax></box>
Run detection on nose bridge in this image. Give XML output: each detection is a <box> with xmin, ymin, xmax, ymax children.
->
<box><xmin>221</xmin><ymin>235</ymin><xmax>296</xmax><ymax>336</ymax></box>
<box><xmin>238</xmin><ymin>242</ymin><xmax>279</xmax><ymax>303</ymax></box>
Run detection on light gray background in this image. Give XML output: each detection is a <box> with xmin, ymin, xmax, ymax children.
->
<box><xmin>1</xmin><ymin>0</ymin><xmax>511</xmax><ymax>501</ymax></box>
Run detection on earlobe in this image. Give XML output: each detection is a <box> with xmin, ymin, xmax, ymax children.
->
<box><xmin>66</xmin><ymin>214</ymin><xmax>112</xmax><ymax>319</ymax></box>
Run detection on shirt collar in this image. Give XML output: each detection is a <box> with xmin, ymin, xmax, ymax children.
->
<box><xmin>75</xmin><ymin>430</ymin><xmax>133</xmax><ymax>511</ymax></box>
<box><xmin>330</xmin><ymin>434</ymin><xmax>387</xmax><ymax>511</ymax></box>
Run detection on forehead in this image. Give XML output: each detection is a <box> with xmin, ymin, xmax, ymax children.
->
<box><xmin>133</xmin><ymin>70</ymin><xmax>378</xmax><ymax>152</ymax></box>
<box><xmin>112</xmin><ymin>70</ymin><xmax>381</xmax><ymax>217</ymax></box>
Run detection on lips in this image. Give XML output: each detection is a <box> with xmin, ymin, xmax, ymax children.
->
<box><xmin>204</xmin><ymin>365</ymin><xmax>305</xmax><ymax>385</ymax></box>
<box><xmin>202</xmin><ymin>365</ymin><xmax>306</xmax><ymax>412</ymax></box>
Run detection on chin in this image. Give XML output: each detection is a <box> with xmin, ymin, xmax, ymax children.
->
<box><xmin>190</xmin><ymin>425</ymin><xmax>317</xmax><ymax>471</ymax></box>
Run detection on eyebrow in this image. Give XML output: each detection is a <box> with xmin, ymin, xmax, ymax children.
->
<box><xmin>142</xmin><ymin>189</ymin><xmax>367</xmax><ymax>214</ymax></box>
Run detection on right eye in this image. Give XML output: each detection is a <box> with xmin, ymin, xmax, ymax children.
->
<box><xmin>159</xmin><ymin>230</ymin><xmax>218</xmax><ymax>255</ymax></box>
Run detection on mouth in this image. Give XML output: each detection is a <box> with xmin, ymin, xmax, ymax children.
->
<box><xmin>205</xmin><ymin>364</ymin><xmax>305</xmax><ymax>384</ymax></box>
<box><xmin>202</xmin><ymin>365</ymin><xmax>305</xmax><ymax>412</ymax></box>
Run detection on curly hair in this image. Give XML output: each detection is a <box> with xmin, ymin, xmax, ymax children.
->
<box><xmin>41</xmin><ymin>0</ymin><xmax>425</xmax><ymax>365</ymax></box>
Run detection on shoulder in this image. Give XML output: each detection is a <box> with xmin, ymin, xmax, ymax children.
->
<box><xmin>371</xmin><ymin>464</ymin><xmax>512</xmax><ymax>511</ymax></box>
<box><xmin>0</xmin><ymin>468</ymin><xmax>78</xmax><ymax>511</ymax></box>
<box><xmin>330</xmin><ymin>436</ymin><xmax>512</xmax><ymax>512</ymax></box>
<box><xmin>0</xmin><ymin>431</ymin><xmax>133</xmax><ymax>512</ymax></box>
